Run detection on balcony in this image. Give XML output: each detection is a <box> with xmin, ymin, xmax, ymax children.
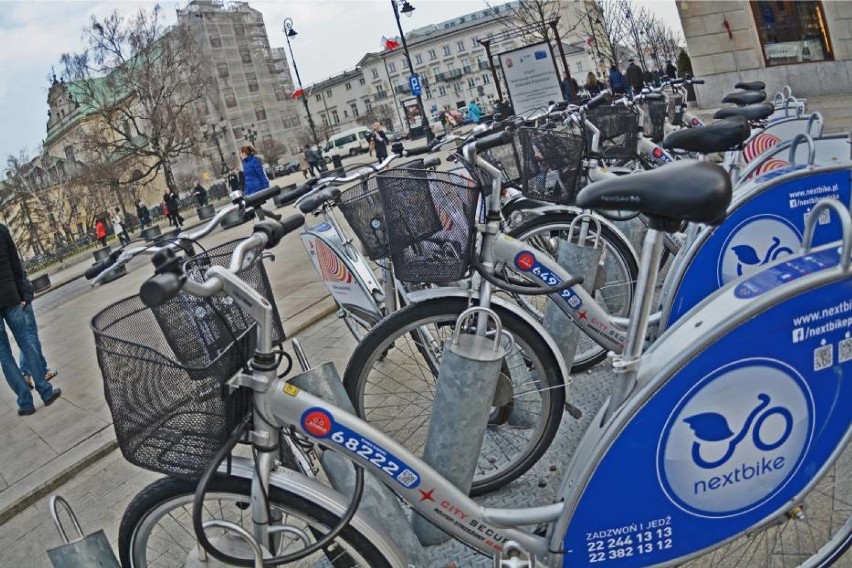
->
<box><xmin>445</xmin><ymin>69</ymin><xmax>463</xmax><ymax>80</ymax></box>
<box><xmin>478</xmin><ymin>60</ymin><xmax>491</xmax><ymax>70</ymax></box>
<box><xmin>462</xmin><ymin>66</ymin><xmax>472</xmax><ymax>74</ymax></box>
<box><xmin>373</xmin><ymin>92</ymin><xmax>389</xmax><ymax>101</ymax></box>
<box><xmin>394</xmin><ymin>85</ymin><xmax>409</xmax><ymax>95</ymax></box>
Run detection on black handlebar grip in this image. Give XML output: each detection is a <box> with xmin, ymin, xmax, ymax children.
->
<box><xmin>140</xmin><ymin>273</ymin><xmax>184</xmax><ymax>308</ymax></box>
<box><xmin>692</xmin><ymin>79</ymin><xmax>705</xmax><ymax>85</ymax></box>
<box><xmin>474</xmin><ymin>130</ymin><xmax>514</xmax><ymax>152</ymax></box>
<box><xmin>404</xmin><ymin>144</ymin><xmax>432</xmax><ymax>156</ymax></box>
<box><xmin>585</xmin><ymin>92</ymin><xmax>611</xmax><ymax>110</ymax></box>
<box><xmin>244</xmin><ymin>186</ymin><xmax>282</xmax><ymax>208</ymax></box>
<box><xmin>84</xmin><ymin>257</ymin><xmax>115</xmax><ymax>280</ymax></box>
<box><xmin>254</xmin><ymin>215</ymin><xmax>305</xmax><ymax>249</ymax></box>
<box><xmin>422</xmin><ymin>156</ymin><xmax>442</xmax><ymax>168</ymax></box>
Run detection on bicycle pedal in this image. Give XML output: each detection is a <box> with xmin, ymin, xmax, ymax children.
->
<box><xmin>494</xmin><ymin>540</ymin><xmax>535</xmax><ymax>567</ymax></box>
<box><xmin>565</xmin><ymin>402</ymin><xmax>583</xmax><ymax>419</ymax></box>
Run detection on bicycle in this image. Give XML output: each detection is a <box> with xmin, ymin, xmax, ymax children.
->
<box><xmin>100</xmin><ymin>164</ymin><xmax>851</xmax><ymax>567</ymax></box>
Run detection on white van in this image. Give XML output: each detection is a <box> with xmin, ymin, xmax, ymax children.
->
<box><xmin>324</xmin><ymin>127</ymin><xmax>372</xmax><ymax>159</ymax></box>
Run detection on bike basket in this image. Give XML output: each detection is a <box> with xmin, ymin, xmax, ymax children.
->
<box><xmin>376</xmin><ymin>168</ymin><xmax>480</xmax><ymax>284</ymax></box>
<box><xmin>517</xmin><ymin>126</ymin><xmax>585</xmax><ymax>205</ymax></box>
<box><xmin>586</xmin><ymin>106</ymin><xmax>639</xmax><ymax>160</ymax></box>
<box><xmin>90</xmin><ymin>241</ymin><xmax>284</xmax><ymax>479</ymax></box>
<box><xmin>481</xmin><ymin>138</ymin><xmax>522</xmax><ymax>186</ymax></box>
<box><xmin>668</xmin><ymin>93</ymin><xmax>684</xmax><ymax>124</ymax></box>
<box><xmin>642</xmin><ymin>99</ymin><xmax>667</xmax><ymax>142</ymax></box>
<box><xmin>337</xmin><ymin>160</ymin><xmax>425</xmax><ymax>261</ymax></box>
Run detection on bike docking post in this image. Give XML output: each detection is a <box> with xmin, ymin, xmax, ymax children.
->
<box><xmin>543</xmin><ymin>214</ymin><xmax>604</xmax><ymax>377</ymax></box>
<box><xmin>412</xmin><ymin>308</ymin><xmax>507</xmax><ymax>545</ymax></box>
<box><xmin>287</xmin><ymin>339</ymin><xmax>426</xmax><ymax>564</ymax></box>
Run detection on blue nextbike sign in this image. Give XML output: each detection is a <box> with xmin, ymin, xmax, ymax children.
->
<box><xmin>409</xmin><ymin>74</ymin><xmax>422</xmax><ymax>97</ymax></box>
<box><xmin>561</xmin><ymin>260</ymin><xmax>851</xmax><ymax>566</ymax></box>
<box><xmin>666</xmin><ymin>168</ymin><xmax>852</xmax><ymax>327</ymax></box>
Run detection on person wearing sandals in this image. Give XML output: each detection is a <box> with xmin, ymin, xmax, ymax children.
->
<box><xmin>0</xmin><ymin>224</ymin><xmax>60</xmax><ymax>416</ymax></box>
<box><xmin>18</xmin><ymin>277</ymin><xmax>58</xmax><ymax>389</ymax></box>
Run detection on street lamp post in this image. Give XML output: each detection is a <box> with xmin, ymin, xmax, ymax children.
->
<box><xmin>244</xmin><ymin>124</ymin><xmax>258</xmax><ymax>147</ymax></box>
<box><xmin>390</xmin><ymin>0</ymin><xmax>433</xmax><ymax>143</ymax></box>
<box><xmin>283</xmin><ymin>18</ymin><xmax>319</xmax><ymax>146</ymax></box>
<box><xmin>203</xmin><ymin>121</ymin><xmax>229</xmax><ymax>175</ymax></box>
<box><xmin>624</xmin><ymin>8</ymin><xmax>647</xmax><ymax>72</ymax></box>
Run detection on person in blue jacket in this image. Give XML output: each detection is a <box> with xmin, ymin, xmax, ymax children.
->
<box><xmin>240</xmin><ymin>145</ymin><xmax>269</xmax><ymax>196</ymax></box>
<box><xmin>467</xmin><ymin>100</ymin><xmax>482</xmax><ymax>123</ymax></box>
<box><xmin>608</xmin><ymin>64</ymin><xmax>627</xmax><ymax>95</ymax></box>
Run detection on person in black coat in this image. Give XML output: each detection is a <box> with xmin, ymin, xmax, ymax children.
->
<box><xmin>665</xmin><ymin>60</ymin><xmax>677</xmax><ymax>79</ymax></box>
<box><xmin>0</xmin><ymin>224</ymin><xmax>60</xmax><ymax>415</ymax></box>
<box><xmin>164</xmin><ymin>191</ymin><xmax>184</xmax><ymax>229</ymax></box>
<box><xmin>625</xmin><ymin>59</ymin><xmax>644</xmax><ymax>95</ymax></box>
<box><xmin>136</xmin><ymin>200</ymin><xmax>151</xmax><ymax>230</ymax></box>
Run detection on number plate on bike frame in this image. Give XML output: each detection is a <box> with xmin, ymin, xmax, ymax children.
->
<box><xmin>561</xmin><ymin>254</ymin><xmax>851</xmax><ymax>566</ymax></box>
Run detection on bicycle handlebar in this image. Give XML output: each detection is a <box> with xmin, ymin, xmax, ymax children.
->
<box><xmin>473</xmin><ymin>130</ymin><xmax>514</xmax><ymax>152</ymax></box>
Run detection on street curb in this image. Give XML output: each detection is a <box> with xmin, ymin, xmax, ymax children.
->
<box><xmin>0</xmin><ymin>428</ymin><xmax>119</xmax><ymax>526</ymax></box>
<box><xmin>284</xmin><ymin>296</ymin><xmax>338</xmax><ymax>338</ymax></box>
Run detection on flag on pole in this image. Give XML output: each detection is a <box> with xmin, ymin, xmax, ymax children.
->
<box><xmin>291</xmin><ymin>88</ymin><xmax>304</xmax><ymax>99</ymax></box>
<box><xmin>381</xmin><ymin>35</ymin><xmax>401</xmax><ymax>50</ymax></box>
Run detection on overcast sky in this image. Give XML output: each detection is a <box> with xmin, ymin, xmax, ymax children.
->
<box><xmin>0</xmin><ymin>0</ymin><xmax>682</xmax><ymax>164</ymax></box>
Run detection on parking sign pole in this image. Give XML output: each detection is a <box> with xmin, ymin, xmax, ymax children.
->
<box><xmin>391</xmin><ymin>0</ymin><xmax>434</xmax><ymax>143</ymax></box>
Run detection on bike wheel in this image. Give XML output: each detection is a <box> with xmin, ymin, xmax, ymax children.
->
<box><xmin>508</xmin><ymin>212</ymin><xmax>638</xmax><ymax>373</ymax></box>
<box><xmin>119</xmin><ymin>475</ymin><xmax>392</xmax><ymax>568</ymax></box>
<box><xmin>343</xmin><ymin>297</ymin><xmax>565</xmax><ymax>496</ymax></box>
<box><xmin>682</xmin><ymin>439</ymin><xmax>851</xmax><ymax>568</ymax></box>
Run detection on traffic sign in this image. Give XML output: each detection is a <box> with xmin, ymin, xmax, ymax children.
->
<box><xmin>408</xmin><ymin>74</ymin><xmax>422</xmax><ymax>97</ymax></box>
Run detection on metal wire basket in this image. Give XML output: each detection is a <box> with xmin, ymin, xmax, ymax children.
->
<box><xmin>337</xmin><ymin>158</ymin><xmax>425</xmax><ymax>261</ymax></box>
<box><xmin>642</xmin><ymin>99</ymin><xmax>667</xmax><ymax>142</ymax></box>
<box><xmin>668</xmin><ymin>93</ymin><xmax>684</xmax><ymax>125</ymax></box>
<box><xmin>91</xmin><ymin>241</ymin><xmax>284</xmax><ymax>479</ymax></box>
<box><xmin>586</xmin><ymin>106</ymin><xmax>640</xmax><ymax>160</ymax></box>
<box><xmin>376</xmin><ymin>168</ymin><xmax>480</xmax><ymax>284</ymax></box>
<box><xmin>517</xmin><ymin>126</ymin><xmax>586</xmax><ymax>205</ymax></box>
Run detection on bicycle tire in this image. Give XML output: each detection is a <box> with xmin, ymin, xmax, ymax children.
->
<box><xmin>118</xmin><ymin>475</ymin><xmax>392</xmax><ymax>568</ymax></box>
<box><xmin>508</xmin><ymin>212</ymin><xmax>638</xmax><ymax>373</ymax></box>
<box><xmin>681</xmin><ymin>439</ymin><xmax>851</xmax><ymax>568</ymax></box>
<box><xmin>343</xmin><ymin>297</ymin><xmax>565</xmax><ymax>496</ymax></box>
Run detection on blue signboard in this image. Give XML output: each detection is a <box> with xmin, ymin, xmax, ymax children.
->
<box><xmin>561</xmin><ymin>258</ymin><xmax>851</xmax><ymax>566</ymax></box>
<box><xmin>665</xmin><ymin>168</ymin><xmax>852</xmax><ymax>327</ymax></box>
<box><xmin>409</xmin><ymin>74</ymin><xmax>422</xmax><ymax>97</ymax></box>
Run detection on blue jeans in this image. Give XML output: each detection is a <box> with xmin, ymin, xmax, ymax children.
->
<box><xmin>0</xmin><ymin>304</ymin><xmax>52</xmax><ymax>411</ymax></box>
<box><xmin>18</xmin><ymin>302</ymin><xmax>48</xmax><ymax>378</ymax></box>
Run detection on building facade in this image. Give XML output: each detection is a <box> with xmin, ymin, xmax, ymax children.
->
<box><xmin>677</xmin><ymin>1</ymin><xmax>852</xmax><ymax>107</ymax></box>
<box><xmin>298</xmin><ymin>1</ymin><xmax>595</xmax><ymax>136</ymax></box>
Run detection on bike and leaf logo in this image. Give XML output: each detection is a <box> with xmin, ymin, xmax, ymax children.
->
<box><xmin>718</xmin><ymin>215</ymin><xmax>800</xmax><ymax>285</ymax></box>
<box><xmin>658</xmin><ymin>360</ymin><xmax>813</xmax><ymax>517</ymax></box>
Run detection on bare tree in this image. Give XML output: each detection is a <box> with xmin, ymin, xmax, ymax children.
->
<box><xmin>492</xmin><ymin>0</ymin><xmax>580</xmax><ymax>44</ymax></box>
<box><xmin>61</xmin><ymin>6</ymin><xmax>204</xmax><ymax>197</ymax></box>
<box><xmin>4</xmin><ymin>151</ymin><xmax>49</xmax><ymax>256</ymax></box>
<box><xmin>580</xmin><ymin>0</ymin><xmax>630</xmax><ymax>68</ymax></box>
<box><xmin>357</xmin><ymin>104</ymin><xmax>396</xmax><ymax>130</ymax></box>
<box><xmin>257</xmin><ymin>138</ymin><xmax>287</xmax><ymax>165</ymax></box>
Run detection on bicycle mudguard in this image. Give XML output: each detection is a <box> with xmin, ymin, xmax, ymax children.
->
<box><xmin>660</xmin><ymin>164</ymin><xmax>851</xmax><ymax>331</ymax></box>
<box><xmin>552</xmin><ymin>241</ymin><xmax>851</xmax><ymax>566</ymax></box>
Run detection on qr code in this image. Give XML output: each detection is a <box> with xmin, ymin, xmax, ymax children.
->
<box><xmin>814</xmin><ymin>344</ymin><xmax>833</xmax><ymax>371</ymax></box>
<box><xmin>397</xmin><ymin>468</ymin><xmax>419</xmax><ymax>488</ymax></box>
<box><xmin>818</xmin><ymin>209</ymin><xmax>831</xmax><ymax>225</ymax></box>
<box><xmin>839</xmin><ymin>337</ymin><xmax>852</xmax><ymax>363</ymax></box>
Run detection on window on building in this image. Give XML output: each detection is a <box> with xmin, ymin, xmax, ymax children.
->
<box><xmin>467</xmin><ymin>77</ymin><xmax>476</xmax><ymax>88</ymax></box>
<box><xmin>438</xmin><ymin>85</ymin><xmax>447</xmax><ymax>96</ymax></box>
<box><xmin>482</xmin><ymin>73</ymin><xmax>491</xmax><ymax>84</ymax></box>
<box><xmin>359</xmin><ymin>77</ymin><xmax>366</xmax><ymax>85</ymax></box>
<box><xmin>274</xmin><ymin>86</ymin><xmax>287</xmax><ymax>101</ymax></box>
<box><xmin>210</xmin><ymin>34</ymin><xmax>222</xmax><ymax>48</ymax></box>
<box><xmin>443</xmin><ymin>45</ymin><xmax>451</xmax><ymax>56</ymax></box>
<box><xmin>246</xmin><ymin>73</ymin><xmax>259</xmax><ymax>92</ymax></box>
<box><xmin>233</xmin><ymin>125</ymin><xmax>244</xmax><ymax>139</ymax></box>
<box><xmin>239</xmin><ymin>47</ymin><xmax>252</xmax><ymax>64</ymax></box>
<box><xmin>233</xmin><ymin>23</ymin><xmax>245</xmax><ymax>36</ymax></box>
<box><xmin>321</xmin><ymin>114</ymin><xmax>329</xmax><ymax>127</ymax></box>
<box><xmin>415</xmin><ymin>53</ymin><xmax>423</xmax><ymax>65</ymax></box>
<box><xmin>326</xmin><ymin>89</ymin><xmax>332</xmax><ymax>98</ymax></box>
<box><xmin>255</xmin><ymin>106</ymin><xmax>267</xmax><ymax>121</ymax></box>
<box><xmin>343</xmin><ymin>109</ymin><xmax>349</xmax><ymax>118</ymax></box>
<box><xmin>64</xmin><ymin>146</ymin><xmax>75</xmax><ymax>162</ymax></box>
<box><xmin>217</xmin><ymin>62</ymin><xmax>229</xmax><ymax>78</ymax></box>
<box><xmin>471</xmin><ymin>36</ymin><xmax>479</xmax><ymax>48</ymax></box>
<box><xmin>364</xmin><ymin>99</ymin><xmax>372</xmax><ymax>111</ymax></box>
<box><xmin>402</xmin><ymin>59</ymin><xmax>409</xmax><ymax>69</ymax></box>
<box><xmin>290</xmin><ymin>114</ymin><xmax>300</xmax><ymax>126</ymax></box>
<box><xmin>331</xmin><ymin>109</ymin><xmax>339</xmax><ymax>124</ymax></box>
<box><xmin>345</xmin><ymin>82</ymin><xmax>352</xmax><ymax>90</ymax></box>
<box><xmin>751</xmin><ymin>1</ymin><xmax>833</xmax><ymax>65</ymax></box>
<box><xmin>224</xmin><ymin>91</ymin><xmax>237</xmax><ymax>107</ymax></box>
<box><xmin>576</xmin><ymin>61</ymin><xmax>583</xmax><ymax>72</ymax></box>
<box><xmin>372</xmin><ymin>68</ymin><xmax>380</xmax><ymax>79</ymax></box>
<box><xmin>457</xmin><ymin>40</ymin><xmax>465</xmax><ymax>52</ymax></box>
<box><xmin>350</xmin><ymin>103</ymin><xmax>359</xmax><ymax>117</ymax></box>
<box><xmin>316</xmin><ymin>94</ymin><xmax>322</xmax><ymax>102</ymax></box>
<box><xmin>428</xmin><ymin>49</ymin><xmax>437</xmax><ymax>60</ymax></box>
<box><xmin>388</xmin><ymin>62</ymin><xmax>396</xmax><ymax>73</ymax></box>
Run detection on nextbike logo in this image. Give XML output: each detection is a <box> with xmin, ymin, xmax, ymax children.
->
<box><xmin>717</xmin><ymin>214</ymin><xmax>801</xmax><ymax>285</ymax></box>
<box><xmin>657</xmin><ymin>359</ymin><xmax>813</xmax><ymax>518</ymax></box>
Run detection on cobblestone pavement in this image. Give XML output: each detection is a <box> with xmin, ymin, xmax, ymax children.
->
<box><xmin>0</xmin><ymin>311</ymin><xmax>615</xmax><ymax>567</ymax></box>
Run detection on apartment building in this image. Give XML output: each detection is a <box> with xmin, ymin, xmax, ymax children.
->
<box><xmin>177</xmin><ymin>0</ymin><xmax>306</xmax><ymax>175</ymax></box>
<box><xmin>299</xmin><ymin>1</ymin><xmax>595</xmax><ymax>136</ymax></box>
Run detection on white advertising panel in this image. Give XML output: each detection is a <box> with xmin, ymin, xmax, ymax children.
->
<box><xmin>498</xmin><ymin>42</ymin><xmax>563</xmax><ymax>116</ymax></box>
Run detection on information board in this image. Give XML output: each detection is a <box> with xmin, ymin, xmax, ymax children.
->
<box><xmin>498</xmin><ymin>42</ymin><xmax>563</xmax><ymax>116</ymax></box>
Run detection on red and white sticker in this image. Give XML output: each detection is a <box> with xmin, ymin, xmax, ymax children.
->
<box><xmin>302</xmin><ymin>409</ymin><xmax>333</xmax><ymax>437</ymax></box>
<box><xmin>515</xmin><ymin>251</ymin><xmax>536</xmax><ymax>271</ymax></box>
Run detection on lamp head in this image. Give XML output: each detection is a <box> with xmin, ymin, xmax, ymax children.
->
<box><xmin>400</xmin><ymin>1</ymin><xmax>415</xmax><ymax>17</ymax></box>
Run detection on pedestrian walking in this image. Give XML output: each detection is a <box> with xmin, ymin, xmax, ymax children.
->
<box><xmin>304</xmin><ymin>145</ymin><xmax>320</xmax><ymax>177</ymax></box>
<box><xmin>111</xmin><ymin>208</ymin><xmax>130</xmax><ymax>246</ymax></box>
<box><xmin>585</xmin><ymin>71</ymin><xmax>603</xmax><ymax>97</ymax></box>
<box><xmin>164</xmin><ymin>191</ymin><xmax>184</xmax><ymax>229</ymax></box>
<box><xmin>626</xmin><ymin>59</ymin><xmax>645</xmax><ymax>95</ymax></box>
<box><xmin>561</xmin><ymin>72</ymin><xmax>579</xmax><ymax>103</ymax></box>
<box><xmin>136</xmin><ymin>200</ymin><xmax>151</xmax><ymax>230</ymax></box>
<box><xmin>193</xmin><ymin>181</ymin><xmax>208</xmax><ymax>208</ymax></box>
<box><xmin>162</xmin><ymin>201</ymin><xmax>173</xmax><ymax>226</ymax></box>
<box><xmin>0</xmin><ymin>224</ymin><xmax>60</xmax><ymax>416</ymax></box>
<box><xmin>95</xmin><ymin>218</ymin><xmax>107</xmax><ymax>247</ymax></box>
<box><xmin>665</xmin><ymin>60</ymin><xmax>677</xmax><ymax>79</ymax></box>
<box><xmin>240</xmin><ymin>145</ymin><xmax>269</xmax><ymax>196</ymax></box>
<box><xmin>608</xmin><ymin>64</ymin><xmax>627</xmax><ymax>94</ymax></box>
<box><xmin>18</xmin><ymin>277</ymin><xmax>57</xmax><ymax>390</ymax></box>
<box><xmin>298</xmin><ymin>150</ymin><xmax>310</xmax><ymax>179</ymax></box>
<box><xmin>371</xmin><ymin>122</ymin><xmax>389</xmax><ymax>163</ymax></box>
<box><xmin>467</xmin><ymin>100</ymin><xmax>482</xmax><ymax>124</ymax></box>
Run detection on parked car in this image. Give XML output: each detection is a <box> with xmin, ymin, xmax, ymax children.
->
<box><xmin>324</xmin><ymin>127</ymin><xmax>373</xmax><ymax>159</ymax></box>
<box><xmin>283</xmin><ymin>159</ymin><xmax>301</xmax><ymax>173</ymax></box>
<box><xmin>273</xmin><ymin>163</ymin><xmax>288</xmax><ymax>177</ymax></box>
<box><xmin>264</xmin><ymin>165</ymin><xmax>275</xmax><ymax>179</ymax></box>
